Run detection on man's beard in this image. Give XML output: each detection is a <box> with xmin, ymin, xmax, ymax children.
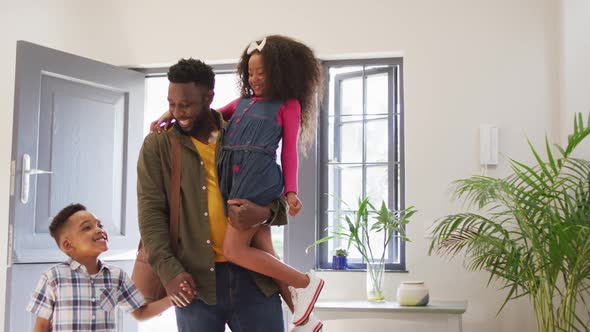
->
<box><xmin>185</xmin><ymin>108</ymin><xmax>215</xmax><ymax>136</ymax></box>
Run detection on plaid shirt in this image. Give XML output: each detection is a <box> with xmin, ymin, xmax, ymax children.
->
<box><xmin>26</xmin><ymin>258</ymin><xmax>146</xmax><ymax>331</ymax></box>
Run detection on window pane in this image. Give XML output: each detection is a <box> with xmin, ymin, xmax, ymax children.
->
<box><xmin>366</xmin><ymin>73</ymin><xmax>389</xmax><ymax>115</ymax></box>
<box><xmin>144</xmin><ymin>77</ymin><xmax>169</xmax><ymax>136</ymax></box>
<box><xmin>211</xmin><ymin>73</ymin><xmax>238</xmax><ymax>109</ymax></box>
<box><xmin>324</xmin><ymin>211</ymin><xmax>340</xmax><ymax>257</ymax></box>
<box><xmin>366</xmin><ymin>116</ymin><xmax>388</xmax><ymax>163</ymax></box>
<box><xmin>345</xmin><ymin>240</ymin><xmax>364</xmax><ymax>262</ymax></box>
<box><xmin>272</xmin><ymin>226</ymin><xmax>284</xmax><ymax>258</ymax></box>
<box><xmin>367</xmin><ymin>212</ymin><xmax>387</xmax><ymax>260</ymax></box>
<box><xmin>335</xmin><ymin>116</ymin><xmax>363</xmax><ymax>163</ymax></box>
<box><xmin>328</xmin><ymin>211</ymin><xmax>363</xmax><ymax>262</ymax></box>
<box><xmin>328</xmin><ymin>66</ymin><xmax>363</xmax><ymax>117</ymax></box>
<box><xmin>366</xmin><ymin>165</ymin><xmax>388</xmax><ymax>206</ymax></box>
<box><xmin>339</xmin><ymin>77</ymin><xmax>362</xmax><ymax>116</ymax></box>
<box><xmin>326</xmin><ymin>210</ymin><xmax>386</xmax><ymax>263</ymax></box>
<box><xmin>328</xmin><ymin>164</ymin><xmax>363</xmax><ymax>209</ymax></box>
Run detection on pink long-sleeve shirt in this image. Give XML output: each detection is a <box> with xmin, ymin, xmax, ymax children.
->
<box><xmin>218</xmin><ymin>97</ymin><xmax>300</xmax><ymax>194</ymax></box>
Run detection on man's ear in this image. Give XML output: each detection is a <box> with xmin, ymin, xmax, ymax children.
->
<box><xmin>206</xmin><ymin>90</ymin><xmax>214</xmax><ymax>106</ymax></box>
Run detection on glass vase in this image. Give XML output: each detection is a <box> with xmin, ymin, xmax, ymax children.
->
<box><xmin>366</xmin><ymin>259</ymin><xmax>385</xmax><ymax>302</ymax></box>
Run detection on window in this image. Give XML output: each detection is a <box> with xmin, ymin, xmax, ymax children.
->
<box><xmin>317</xmin><ymin>58</ymin><xmax>405</xmax><ymax>271</ymax></box>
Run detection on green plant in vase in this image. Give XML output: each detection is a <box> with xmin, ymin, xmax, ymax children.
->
<box><xmin>309</xmin><ymin>197</ymin><xmax>416</xmax><ymax>301</ymax></box>
<box><xmin>335</xmin><ymin>248</ymin><xmax>348</xmax><ymax>256</ymax></box>
<box><xmin>430</xmin><ymin>114</ymin><xmax>590</xmax><ymax>332</ymax></box>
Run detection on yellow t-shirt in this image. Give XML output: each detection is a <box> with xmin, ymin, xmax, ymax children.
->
<box><xmin>191</xmin><ymin>138</ymin><xmax>227</xmax><ymax>262</ymax></box>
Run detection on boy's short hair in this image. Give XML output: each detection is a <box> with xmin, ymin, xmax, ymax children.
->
<box><xmin>49</xmin><ymin>203</ymin><xmax>86</xmax><ymax>246</ymax></box>
<box><xmin>167</xmin><ymin>58</ymin><xmax>215</xmax><ymax>90</ymax></box>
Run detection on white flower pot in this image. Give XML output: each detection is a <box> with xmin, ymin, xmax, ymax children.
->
<box><xmin>397</xmin><ymin>281</ymin><xmax>429</xmax><ymax>306</ymax></box>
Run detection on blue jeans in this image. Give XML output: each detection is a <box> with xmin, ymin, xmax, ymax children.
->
<box><xmin>175</xmin><ymin>262</ymin><xmax>284</xmax><ymax>332</ymax></box>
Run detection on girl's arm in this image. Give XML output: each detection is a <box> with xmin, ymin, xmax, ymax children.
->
<box><xmin>217</xmin><ymin>98</ymin><xmax>240</xmax><ymax>121</ymax></box>
<box><xmin>33</xmin><ymin>317</ymin><xmax>51</xmax><ymax>332</ymax></box>
<box><xmin>130</xmin><ymin>297</ymin><xmax>172</xmax><ymax>321</ymax></box>
<box><xmin>149</xmin><ymin>98</ymin><xmax>241</xmax><ymax>132</ymax></box>
<box><xmin>279</xmin><ymin>99</ymin><xmax>301</xmax><ymax>195</ymax></box>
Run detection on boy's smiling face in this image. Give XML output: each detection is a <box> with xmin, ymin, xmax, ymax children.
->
<box><xmin>60</xmin><ymin>210</ymin><xmax>109</xmax><ymax>257</ymax></box>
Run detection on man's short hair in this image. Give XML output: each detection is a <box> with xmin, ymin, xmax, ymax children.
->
<box><xmin>168</xmin><ymin>58</ymin><xmax>215</xmax><ymax>90</ymax></box>
<box><xmin>49</xmin><ymin>203</ymin><xmax>86</xmax><ymax>246</ymax></box>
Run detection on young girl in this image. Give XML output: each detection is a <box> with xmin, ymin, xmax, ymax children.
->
<box><xmin>153</xmin><ymin>35</ymin><xmax>324</xmax><ymax>330</ymax></box>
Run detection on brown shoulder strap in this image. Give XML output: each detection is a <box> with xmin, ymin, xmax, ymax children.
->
<box><xmin>169</xmin><ymin>134</ymin><xmax>182</xmax><ymax>253</ymax></box>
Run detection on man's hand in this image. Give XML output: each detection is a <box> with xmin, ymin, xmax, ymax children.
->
<box><xmin>227</xmin><ymin>198</ymin><xmax>272</xmax><ymax>230</ymax></box>
<box><xmin>165</xmin><ymin>272</ymin><xmax>197</xmax><ymax>307</ymax></box>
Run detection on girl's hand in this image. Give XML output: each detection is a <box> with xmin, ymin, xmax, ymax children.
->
<box><xmin>286</xmin><ymin>192</ymin><xmax>302</xmax><ymax>216</ymax></box>
<box><xmin>150</xmin><ymin>110</ymin><xmax>174</xmax><ymax>133</ymax></box>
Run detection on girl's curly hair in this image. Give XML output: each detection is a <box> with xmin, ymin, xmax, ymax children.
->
<box><xmin>237</xmin><ymin>35</ymin><xmax>323</xmax><ymax>154</ymax></box>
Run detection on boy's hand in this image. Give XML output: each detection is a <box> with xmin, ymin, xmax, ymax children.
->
<box><xmin>180</xmin><ymin>280</ymin><xmax>197</xmax><ymax>298</ymax></box>
<box><xmin>286</xmin><ymin>192</ymin><xmax>302</xmax><ymax>216</ymax></box>
<box><xmin>165</xmin><ymin>272</ymin><xmax>196</xmax><ymax>307</ymax></box>
<box><xmin>150</xmin><ymin>110</ymin><xmax>174</xmax><ymax>133</ymax></box>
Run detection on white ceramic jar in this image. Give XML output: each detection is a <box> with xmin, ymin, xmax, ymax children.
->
<box><xmin>397</xmin><ymin>281</ymin><xmax>429</xmax><ymax>306</ymax></box>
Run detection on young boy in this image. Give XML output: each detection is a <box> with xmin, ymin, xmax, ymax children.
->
<box><xmin>27</xmin><ymin>203</ymin><xmax>172</xmax><ymax>332</ymax></box>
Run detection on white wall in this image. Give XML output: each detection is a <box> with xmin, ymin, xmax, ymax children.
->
<box><xmin>561</xmin><ymin>0</ymin><xmax>590</xmax><ymax>145</ymax></box>
<box><xmin>0</xmin><ymin>0</ymin><xmax>569</xmax><ymax>331</ymax></box>
<box><xmin>560</xmin><ymin>0</ymin><xmax>590</xmax><ymax>327</ymax></box>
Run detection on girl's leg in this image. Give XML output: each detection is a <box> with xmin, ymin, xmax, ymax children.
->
<box><xmin>223</xmin><ymin>221</ymin><xmax>325</xmax><ymax>326</ymax></box>
<box><xmin>223</xmin><ymin>223</ymin><xmax>309</xmax><ymax>288</ymax></box>
<box><xmin>250</xmin><ymin>225</ymin><xmax>294</xmax><ymax>312</ymax></box>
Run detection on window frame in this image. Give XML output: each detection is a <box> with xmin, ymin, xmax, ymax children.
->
<box><xmin>316</xmin><ymin>58</ymin><xmax>406</xmax><ymax>271</ymax></box>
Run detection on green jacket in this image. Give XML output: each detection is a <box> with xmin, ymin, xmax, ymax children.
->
<box><xmin>137</xmin><ymin>110</ymin><xmax>286</xmax><ymax>305</ymax></box>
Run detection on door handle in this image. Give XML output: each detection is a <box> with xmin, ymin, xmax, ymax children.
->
<box><xmin>26</xmin><ymin>169</ymin><xmax>53</xmax><ymax>175</ymax></box>
<box><xmin>21</xmin><ymin>154</ymin><xmax>53</xmax><ymax>204</ymax></box>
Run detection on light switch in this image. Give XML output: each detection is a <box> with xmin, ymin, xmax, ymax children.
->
<box><xmin>480</xmin><ymin>125</ymin><xmax>499</xmax><ymax>165</ymax></box>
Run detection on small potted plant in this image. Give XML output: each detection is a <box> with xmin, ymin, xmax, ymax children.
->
<box><xmin>332</xmin><ymin>248</ymin><xmax>348</xmax><ymax>270</ymax></box>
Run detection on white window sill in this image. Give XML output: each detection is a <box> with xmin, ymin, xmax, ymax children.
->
<box><xmin>313</xmin><ymin>300</ymin><xmax>467</xmax><ymax>332</ymax></box>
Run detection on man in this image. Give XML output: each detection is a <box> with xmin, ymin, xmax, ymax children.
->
<box><xmin>137</xmin><ymin>58</ymin><xmax>286</xmax><ymax>331</ymax></box>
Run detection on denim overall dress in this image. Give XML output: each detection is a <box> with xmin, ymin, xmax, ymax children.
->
<box><xmin>217</xmin><ymin>98</ymin><xmax>285</xmax><ymax>209</ymax></box>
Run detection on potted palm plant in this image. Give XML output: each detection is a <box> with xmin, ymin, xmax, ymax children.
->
<box><xmin>430</xmin><ymin>114</ymin><xmax>590</xmax><ymax>332</ymax></box>
<box><xmin>309</xmin><ymin>197</ymin><xmax>416</xmax><ymax>301</ymax></box>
